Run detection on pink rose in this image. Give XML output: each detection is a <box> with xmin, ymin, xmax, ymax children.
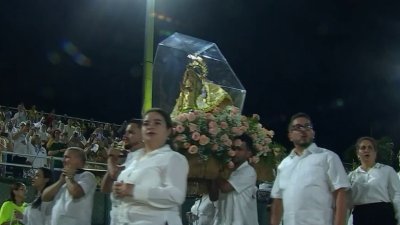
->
<box><xmin>227</xmin><ymin>161</ymin><xmax>235</xmax><ymax>169</ymax></box>
<box><xmin>231</xmin><ymin>127</ymin><xmax>243</xmax><ymax>135</ymax></box>
<box><xmin>220</xmin><ymin>122</ymin><xmax>228</xmax><ymax>129</ymax></box>
<box><xmin>209</xmin><ymin>128</ymin><xmax>219</xmax><ymax>136</ymax></box>
<box><xmin>187</xmin><ymin>113</ymin><xmax>196</xmax><ymax>122</ymax></box>
<box><xmin>183</xmin><ymin>142</ymin><xmax>191</xmax><ymax>149</ymax></box>
<box><xmin>175</xmin><ymin>125</ymin><xmax>185</xmax><ymax>133</ymax></box>
<box><xmin>174</xmin><ymin>134</ymin><xmax>185</xmax><ymax>142</ymax></box>
<box><xmin>233</xmin><ymin>139</ymin><xmax>243</xmax><ymax>147</ymax></box>
<box><xmin>191</xmin><ymin>132</ymin><xmax>201</xmax><ymax>141</ymax></box>
<box><xmin>230</xmin><ymin>107</ymin><xmax>239</xmax><ymax>115</ymax></box>
<box><xmin>211</xmin><ymin>144</ymin><xmax>219</xmax><ymax>151</ymax></box>
<box><xmin>188</xmin><ymin>123</ymin><xmax>198</xmax><ymax>132</ymax></box>
<box><xmin>212</xmin><ymin>107</ymin><xmax>221</xmax><ymax>114</ymax></box>
<box><xmin>205</xmin><ymin>113</ymin><xmax>215</xmax><ymax>120</ymax></box>
<box><xmin>250</xmin><ymin>156</ymin><xmax>260</xmax><ymax>164</ymax></box>
<box><xmin>223</xmin><ymin>139</ymin><xmax>232</xmax><ymax>146</ymax></box>
<box><xmin>240</xmin><ymin>125</ymin><xmax>248</xmax><ymax>132</ymax></box>
<box><xmin>177</xmin><ymin>114</ymin><xmax>187</xmax><ymax>122</ymax></box>
<box><xmin>252</xmin><ymin>114</ymin><xmax>260</xmax><ymax>121</ymax></box>
<box><xmin>220</xmin><ymin>134</ymin><xmax>229</xmax><ymax>141</ymax></box>
<box><xmin>199</xmin><ymin>135</ymin><xmax>210</xmax><ymax>145</ymax></box>
<box><xmin>228</xmin><ymin>149</ymin><xmax>236</xmax><ymax>157</ymax></box>
<box><xmin>255</xmin><ymin>144</ymin><xmax>263</xmax><ymax>151</ymax></box>
<box><xmin>188</xmin><ymin>145</ymin><xmax>198</xmax><ymax>154</ymax></box>
<box><xmin>208</xmin><ymin>121</ymin><xmax>217</xmax><ymax>129</ymax></box>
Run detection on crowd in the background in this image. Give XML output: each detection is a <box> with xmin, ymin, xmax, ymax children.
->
<box><xmin>0</xmin><ymin>103</ymin><xmax>127</xmax><ymax>177</ymax></box>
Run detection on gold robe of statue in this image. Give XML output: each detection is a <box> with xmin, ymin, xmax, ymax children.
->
<box><xmin>172</xmin><ymin>55</ymin><xmax>232</xmax><ymax>116</ymax></box>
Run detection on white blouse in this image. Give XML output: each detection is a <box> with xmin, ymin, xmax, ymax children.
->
<box><xmin>112</xmin><ymin>144</ymin><xmax>189</xmax><ymax>225</ymax></box>
<box><xmin>348</xmin><ymin>163</ymin><xmax>400</xmax><ymax>221</ymax></box>
<box><xmin>23</xmin><ymin>201</ymin><xmax>52</xmax><ymax>225</ymax></box>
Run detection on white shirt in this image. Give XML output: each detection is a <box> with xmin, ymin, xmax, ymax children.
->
<box><xmin>112</xmin><ymin>144</ymin><xmax>189</xmax><ymax>225</ymax></box>
<box><xmin>190</xmin><ymin>194</ymin><xmax>216</xmax><ymax>225</ymax></box>
<box><xmin>271</xmin><ymin>143</ymin><xmax>350</xmax><ymax>225</ymax></box>
<box><xmin>23</xmin><ymin>202</ymin><xmax>52</xmax><ymax>225</ymax></box>
<box><xmin>349</xmin><ymin>163</ymin><xmax>400</xmax><ymax>221</ymax></box>
<box><xmin>12</xmin><ymin>130</ymin><xmax>29</xmax><ymax>155</ymax></box>
<box><xmin>27</xmin><ymin>144</ymin><xmax>47</xmax><ymax>168</ymax></box>
<box><xmin>109</xmin><ymin>150</ymin><xmax>140</xmax><ymax>225</ymax></box>
<box><xmin>50</xmin><ymin>171</ymin><xmax>97</xmax><ymax>225</ymax></box>
<box><xmin>213</xmin><ymin>161</ymin><xmax>259</xmax><ymax>225</ymax></box>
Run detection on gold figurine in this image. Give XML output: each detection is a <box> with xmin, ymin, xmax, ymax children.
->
<box><xmin>171</xmin><ymin>55</ymin><xmax>232</xmax><ymax>116</ymax></box>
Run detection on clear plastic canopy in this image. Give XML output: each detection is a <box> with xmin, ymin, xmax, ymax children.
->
<box><xmin>152</xmin><ymin>32</ymin><xmax>246</xmax><ymax>114</ymax></box>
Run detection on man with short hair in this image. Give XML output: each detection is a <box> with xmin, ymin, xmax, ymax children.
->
<box><xmin>212</xmin><ymin>134</ymin><xmax>259</xmax><ymax>225</ymax></box>
<box><xmin>11</xmin><ymin>121</ymin><xmax>32</xmax><ymax>177</ymax></box>
<box><xmin>100</xmin><ymin>119</ymin><xmax>144</xmax><ymax>225</ymax></box>
<box><xmin>42</xmin><ymin>147</ymin><xmax>96</xmax><ymax>225</ymax></box>
<box><xmin>270</xmin><ymin>112</ymin><xmax>350</xmax><ymax>225</ymax></box>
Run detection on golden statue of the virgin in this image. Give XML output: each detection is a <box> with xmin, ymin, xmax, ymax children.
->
<box><xmin>171</xmin><ymin>55</ymin><xmax>232</xmax><ymax>116</ymax></box>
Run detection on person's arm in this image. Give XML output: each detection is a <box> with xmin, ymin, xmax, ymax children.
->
<box><xmin>42</xmin><ymin>174</ymin><xmax>65</xmax><ymax>202</ymax></box>
<box><xmin>11</xmin><ymin>129</ymin><xmax>24</xmax><ymax>141</ymax></box>
<box><xmin>216</xmin><ymin>177</ymin><xmax>234</xmax><ymax>193</ymax></box>
<box><xmin>333</xmin><ymin>188</ymin><xmax>347</xmax><ymax>225</ymax></box>
<box><xmin>63</xmin><ymin>168</ymin><xmax>85</xmax><ymax>199</ymax></box>
<box><xmin>0</xmin><ymin>201</ymin><xmax>14</xmax><ymax>225</ymax></box>
<box><xmin>48</xmin><ymin>148</ymin><xmax>66</xmax><ymax>157</ymax></box>
<box><xmin>101</xmin><ymin>154</ymin><xmax>121</xmax><ymax>193</ymax></box>
<box><xmin>270</xmin><ymin>198</ymin><xmax>283</xmax><ymax>225</ymax></box>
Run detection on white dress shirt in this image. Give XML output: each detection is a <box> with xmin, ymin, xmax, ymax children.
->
<box><xmin>213</xmin><ymin>161</ymin><xmax>259</xmax><ymax>225</ymax></box>
<box><xmin>112</xmin><ymin>144</ymin><xmax>189</xmax><ymax>225</ymax></box>
<box><xmin>271</xmin><ymin>143</ymin><xmax>350</xmax><ymax>225</ymax></box>
<box><xmin>348</xmin><ymin>163</ymin><xmax>400</xmax><ymax>221</ymax></box>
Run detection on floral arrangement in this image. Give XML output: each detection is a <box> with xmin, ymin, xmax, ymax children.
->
<box><xmin>171</xmin><ymin>105</ymin><xmax>274</xmax><ymax>168</ymax></box>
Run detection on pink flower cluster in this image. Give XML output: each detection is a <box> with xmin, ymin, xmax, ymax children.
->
<box><xmin>171</xmin><ymin>106</ymin><xmax>274</xmax><ymax>166</ymax></box>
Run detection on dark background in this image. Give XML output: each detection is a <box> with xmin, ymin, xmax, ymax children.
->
<box><xmin>1</xmin><ymin>0</ymin><xmax>400</xmax><ymax>159</ymax></box>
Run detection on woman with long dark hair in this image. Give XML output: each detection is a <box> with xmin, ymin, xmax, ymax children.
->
<box><xmin>0</xmin><ymin>182</ymin><xmax>27</xmax><ymax>225</ymax></box>
<box><xmin>23</xmin><ymin>167</ymin><xmax>53</xmax><ymax>225</ymax></box>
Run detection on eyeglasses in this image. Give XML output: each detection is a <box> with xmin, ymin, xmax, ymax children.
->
<box><xmin>290</xmin><ymin>124</ymin><xmax>313</xmax><ymax>131</ymax></box>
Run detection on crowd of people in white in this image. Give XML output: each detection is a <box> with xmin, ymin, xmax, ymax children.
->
<box><xmin>0</xmin><ymin>103</ymin><xmax>125</xmax><ymax>178</ymax></box>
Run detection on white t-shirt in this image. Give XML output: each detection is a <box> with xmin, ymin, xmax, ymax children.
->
<box><xmin>190</xmin><ymin>194</ymin><xmax>217</xmax><ymax>225</ymax></box>
<box><xmin>349</xmin><ymin>163</ymin><xmax>400</xmax><ymax>221</ymax></box>
<box><xmin>213</xmin><ymin>161</ymin><xmax>259</xmax><ymax>225</ymax></box>
<box><xmin>50</xmin><ymin>171</ymin><xmax>96</xmax><ymax>225</ymax></box>
<box><xmin>12</xmin><ymin>130</ymin><xmax>29</xmax><ymax>155</ymax></box>
<box><xmin>112</xmin><ymin>144</ymin><xmax>189</xmax><ymax>225</ymax></box>
<box><xmin>23</xmin><ymin>201</ymin><xmax>52</xmax><ymax>225</ymax></box>
<box><xmin>27</xmin><ymin>144</ymin><xmax>47</xmax><ymax>168</ymax></box>
<box><xmin>271</xmin><ymin>143</ymin><xmax>350</xmax><ymax>225</ymax></box>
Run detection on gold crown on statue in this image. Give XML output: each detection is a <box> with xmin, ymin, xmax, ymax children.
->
<box><xmin>187</xmin><ymin>54</ymin><xmax>208</xmax><ymax>78</ymax></box>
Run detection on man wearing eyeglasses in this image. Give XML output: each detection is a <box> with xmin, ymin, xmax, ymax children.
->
<box><xmin>270</xmin><ymin>112</ymin><xmax>350</xmax><ymax>225</ymax></box>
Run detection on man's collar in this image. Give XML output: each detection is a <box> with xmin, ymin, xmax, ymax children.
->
<box><xmin>289</xmin><ymin>143</ymin><xmax>320</xmax><ymax>158</ymax></box>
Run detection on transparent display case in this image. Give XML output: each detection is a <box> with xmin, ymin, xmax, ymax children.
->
<box><xmin>152</xmin><ymin>32</ymin><xmax>246</xmax><ymax>114</ymax></box>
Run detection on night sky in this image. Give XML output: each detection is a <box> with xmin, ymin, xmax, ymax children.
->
<box><xmin>1</xmin><ymin>0</ymin><xmax>400</xmax><ymax>158</ymax></box>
